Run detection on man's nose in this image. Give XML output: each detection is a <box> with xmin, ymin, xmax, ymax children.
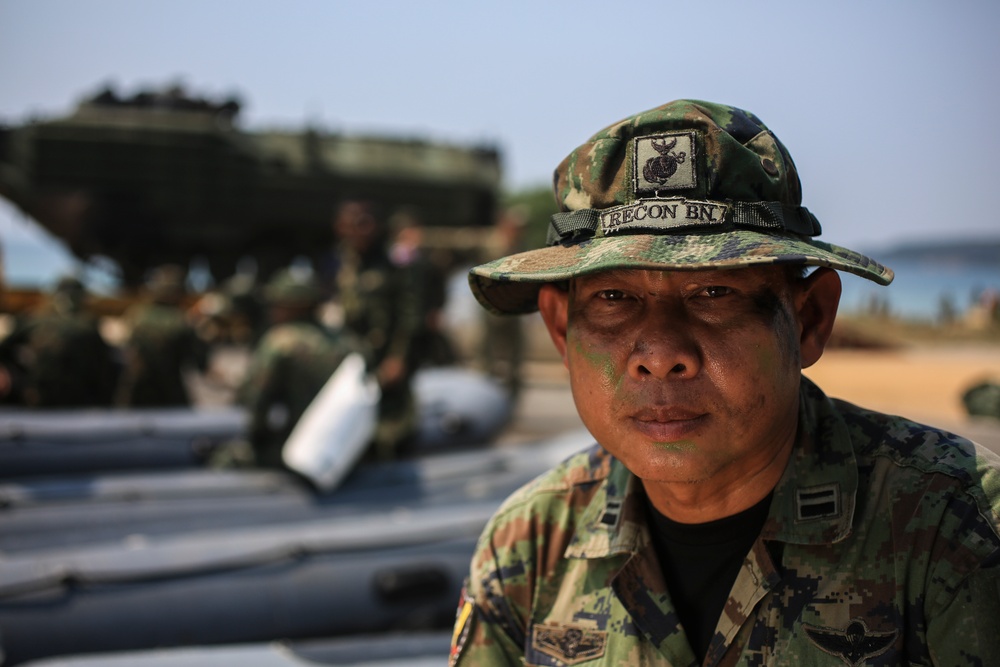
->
<box><xmin>626</xmin><ymin>310</ymin><xmax>701</xmax><ymax>380</ymax></box>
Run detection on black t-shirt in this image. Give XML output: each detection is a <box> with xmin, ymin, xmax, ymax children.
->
<box><xmin>645</xmin><ymin>492</ymin><xmax>773</xmax><ymax>663</ymax></box>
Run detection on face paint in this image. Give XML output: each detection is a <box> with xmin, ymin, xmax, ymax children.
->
<box><xmin>653</xmin><ymin>440</ymin><xmax>698</xmax><ymax>452</ymax></box>
<box><xmin>559</xmin><ymin>267</ymin><xmax>803</xmax><ymax>496</ymax></box>
<box><xmin>568</xmin><ymin>317</ymin><xmax>623</xmax><ymax>395</ymax></box>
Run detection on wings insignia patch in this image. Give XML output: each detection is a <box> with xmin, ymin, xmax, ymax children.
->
<box><xmin>803</xmin><ymin>618</ymin><xmax>897</xmax><ymax>666</ymax></box>
<box><xmin>532</xmin><ymin>623</ymin><xmax>607</xmax><ymax>665</ymax></box>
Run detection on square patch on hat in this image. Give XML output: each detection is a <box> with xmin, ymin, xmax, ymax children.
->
<box><xmin>633</xmin><ymin>131</ymin><xmax>696</xmax><ymax>194</ymax></box>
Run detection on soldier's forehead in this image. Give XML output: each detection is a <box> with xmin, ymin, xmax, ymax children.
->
<box><xmin>569</xmin><ymin>265</ymin><xmax>789</xmax><ymax>285</ymax></box>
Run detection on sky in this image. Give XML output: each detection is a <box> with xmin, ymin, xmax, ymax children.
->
<box><xmin>0</xmin><ymin>0</ymin><xmax>998</xmax><ymax>279</ymax></box>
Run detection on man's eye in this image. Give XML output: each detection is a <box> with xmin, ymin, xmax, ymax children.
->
<box><xmin>597</xmin><ymin>289</ymin><xmax>627</xmax><ymax>301</ymax></box>
<box><xmin>702</xmin><ymin>286</ymin><xmax>733</xmax><ymax>298</ymax></box>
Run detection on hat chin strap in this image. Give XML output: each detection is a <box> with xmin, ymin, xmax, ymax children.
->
<box><xmin>547</xmin><ymin>198</ymin><xmax>822</xmax><ymax>246</ymax></box>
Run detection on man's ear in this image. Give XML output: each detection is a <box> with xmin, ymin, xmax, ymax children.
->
<box><xmin>537</xmin><ymin>284</ymin><xmax>570</xmax><ymax>368</ymax></box>
<box><xmin>797</xmin><ymin>267</ymin><xmax>842</xmax><ymax>369</ymax></box>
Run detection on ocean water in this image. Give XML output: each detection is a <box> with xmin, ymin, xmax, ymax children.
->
<box><xmin>839</xmin><ymin>258</ymin><xmax>1000</xmax><ymax>322</ymax></box>
<box><xmin>3</xmin><ymin>236</ymin><xmax>998</xmax><ymax>323</ymax></box>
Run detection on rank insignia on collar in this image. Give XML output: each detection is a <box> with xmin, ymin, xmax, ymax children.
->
<box><xmin>803</xmin><ymin>618</ymin><xmax>897</xmax><ymax>666</ymax></box>
<box><xmin>532</xmin><ymin>623</ymin><xmax>607</xmax><ymax>665</ymax></box>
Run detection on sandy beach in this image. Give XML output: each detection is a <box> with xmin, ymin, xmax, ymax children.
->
<box><xmin>805</xmin><ymin>344</ymin><xmax>1000</xmax><ymax>425</ymax></box>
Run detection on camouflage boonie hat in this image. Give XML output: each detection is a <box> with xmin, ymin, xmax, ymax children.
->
<box><xmin>469</xmin><ymin>99</ymin><xmax>894</xmax><ymax>315</ymax></box>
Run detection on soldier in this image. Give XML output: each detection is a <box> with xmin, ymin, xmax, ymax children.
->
<box><xmin>221</xmin><ymin>271</ymin><xmax>266</xmax><ymax>345</ymax></box>
<box><xmin>389</xmin><ymin>208</ymin><xmax>457</xmax><ymax>367</ymax></box>
<box><xmin>334</xmin><ymin>200</ymin><xmax>423</xmax><ymax>460</ymax></box>
<box><xmin>237</xmin><ymin>269</ymin><xmax>353</xmax><ymax>468</ymax></box>
<box><xmin>116</xmin><ymin>264</ymin><xmax>208</xmax><ymax>407</ymax></box>
<box><xmin>477</xmin><ymin>206</ymin><xmax>528</xmax><ymax>399</ymax></box>
<box><xmin>188</xmin><ymin>272</ymin><xmax>265</xmax><ymax>347</ymax></box>
<box><xmin>0</xmin><ymin>275</ymin><xmax>117</xmax><ymax>407</ymax></box>
<box><xmin>451</xmin><ymin>100</ymin><xmax>1000</xmax><ymax>665</ymax></box>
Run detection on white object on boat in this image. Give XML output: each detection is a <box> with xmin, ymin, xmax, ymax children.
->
<box><xmin>282</xmin><ymin>353</ymin><xmax>380</xmax><ymax>491</ymax></box>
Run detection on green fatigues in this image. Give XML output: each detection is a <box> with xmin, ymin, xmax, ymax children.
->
<box><xmin>452</xmin><ymin>377</ymin><xmax>1000</xmax><ymax>666</ymax></box>
<box><xmin>336</xmin><ymin>246</ymin><xmax>422</xmax><ymax>458</ymax></box>
<box><xmin>0</xmin><ymin>311</ymin><xmax>117</xmax><ymax>407</ymax></box>
<box><xmin>476</xmin><ymin>227</ymin><xmax>526</xmax><ymax>397</ymax></box>
<box><xmin>404</xmin><ymin>252</ymin><xmax>457</xmax><ymax>368</ymax></box>
<box><xmin>238</xmin><ymin>320</ymin><xmax>351</xmax><ymax>468</ymax></box>
<box><xmin>117</xmin><ymin>302</ymin><xmax>208</xmax><ymax>407</ymax></box>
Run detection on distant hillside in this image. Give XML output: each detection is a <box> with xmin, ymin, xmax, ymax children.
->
<box><xmin>874</xmin><ymin>237</ymin><xmax>1000</xmax><ymax>266</ymax></box>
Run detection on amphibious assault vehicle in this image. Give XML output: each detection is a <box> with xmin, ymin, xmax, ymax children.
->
<box><xmin>0</xmin><ymin>85</ymin><xmax>502</xmax><ymax>285</ymax></box>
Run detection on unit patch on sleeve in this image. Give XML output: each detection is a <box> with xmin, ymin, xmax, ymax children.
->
<box><xmin>449</xmin><ymin>587</ymin><xmax>475</xmax><ymax>667</ymax></box>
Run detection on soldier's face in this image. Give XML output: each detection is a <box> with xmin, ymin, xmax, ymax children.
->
<box><xmin>336</xmin><ymin>203</ymin><xmax>381</xmax><ymax>252</ymax></box>
<box><xmin>537</xmin><ymin>266</ymin><xmax>840</xmax><ymax>492</ymax></box>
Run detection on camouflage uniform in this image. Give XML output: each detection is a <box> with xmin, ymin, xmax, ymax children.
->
<box><xmin>236</xmin><ymin>268</ymin><xmax>355</xmax><ymax>468</ymax></box>
<box><xmin>337</xmin><ymin>226</ymin><xmax>423</xmax><ymax>458</ymax></box>
<box><xmin>453</xmin><ymin>377</ymin><xmax>1000</xmax><ymax>665</ymax></box>
<box><xmin>0</xmin><ymin>277</ymin><xmax>117</xmax><ymax>407</ymax></box>
<box><xmin>453</xmin><ymin>100</ymin><xmax>1000</xmax><ymax>665</ymax></box>
<box><xmin>117</xmin><ymin>266</ymin><xmax>208</xmax><ymax>407</ymax></box>
<box><xmin>477</xmin><ymin>208</ymin><xmax>528</xmax><ymax>398</ymax></box>
<box><xmin>388</xmin><ymin>211</ymin><xmax>457</xmax><ymax>368</ymax></box>
<box><xmin>239</xmin><ymin>319</ymin><xmax>352</xmax><ymax>468</ymax></box>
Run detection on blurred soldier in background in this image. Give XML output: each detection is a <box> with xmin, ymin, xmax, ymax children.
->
<box><xmin>389</xmin><ymin>208</ymin><xmax>457</xmax><ymax>367</ymax></box>
<box><xmin>221</xmin><ymin>271</ymin><xmax>266</xmax><ymax>345</ymax></box>
<box><xmin>116</xmin><ymin>264</ymin><xmax>208</xmax><ymax>407</ymax></box>
<box><xmin>237</xmin><ymin>268</ymin><xmax>353</xmax><ymax>468</ymax></box>
<box><xmin>0</xmin><ymin>275</ymin><xmax>118</xmax><ymax>407</ymax></box>
<box><xmin>188</xmin><ymin>271</ymin><xmax>265</xmax><ymax>347</ymax></box>
<box><xmin>477</xmin><ymin>206</ymin><xmax>528</xmax><ymax>399</ymax></box>
<box><xmin>334</xmin><ymin>200</ymin><xmax>422</xmax><ymax>459</ymax></box>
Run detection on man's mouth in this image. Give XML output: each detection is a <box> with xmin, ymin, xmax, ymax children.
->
<box><xmin>630</xmin><ymin>408</ymin><xmax>707</xmax><ymax>441</ymax></box>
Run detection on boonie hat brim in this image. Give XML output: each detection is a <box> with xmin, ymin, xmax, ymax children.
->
<box><xmin>469</xmin><ymin>229</ymin><xmax>893</xmax><ymax>315</ymax></box>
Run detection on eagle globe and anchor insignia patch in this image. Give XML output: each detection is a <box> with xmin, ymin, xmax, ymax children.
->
<box><xmin>634</xmin><ymin>131</ymin><xmax>697</xmax><ymax>194</ymax></box>
<box><xmin>532</xmin><ymin>623</ymin><xmax>608</xmax><ymax>665</ymax></box>
<box><xmin>803</xmin><ymin>618</ymin><xmax>898</xmax><ymax>666</ymax></box>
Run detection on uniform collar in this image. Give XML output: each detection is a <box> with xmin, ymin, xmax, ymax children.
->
<box><xmin>565</xmin><ymin>454</ymin><xmax>646</xmax><ymax>559</ymax></box>
<box><xmin>566</xmin><ymin>376</ymin><xmax>859</xmax><ymax>560</ymax></box>
<box><xmin>762</xmin><ymin>376</ymin><xmax>858</xmax><ymax>545</ymax></box>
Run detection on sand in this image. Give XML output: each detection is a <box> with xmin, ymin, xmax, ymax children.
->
<box><xmin>804</xmin><ymin>343</ymin><xmax>1000</xmax><ymax>425</ymax></box>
